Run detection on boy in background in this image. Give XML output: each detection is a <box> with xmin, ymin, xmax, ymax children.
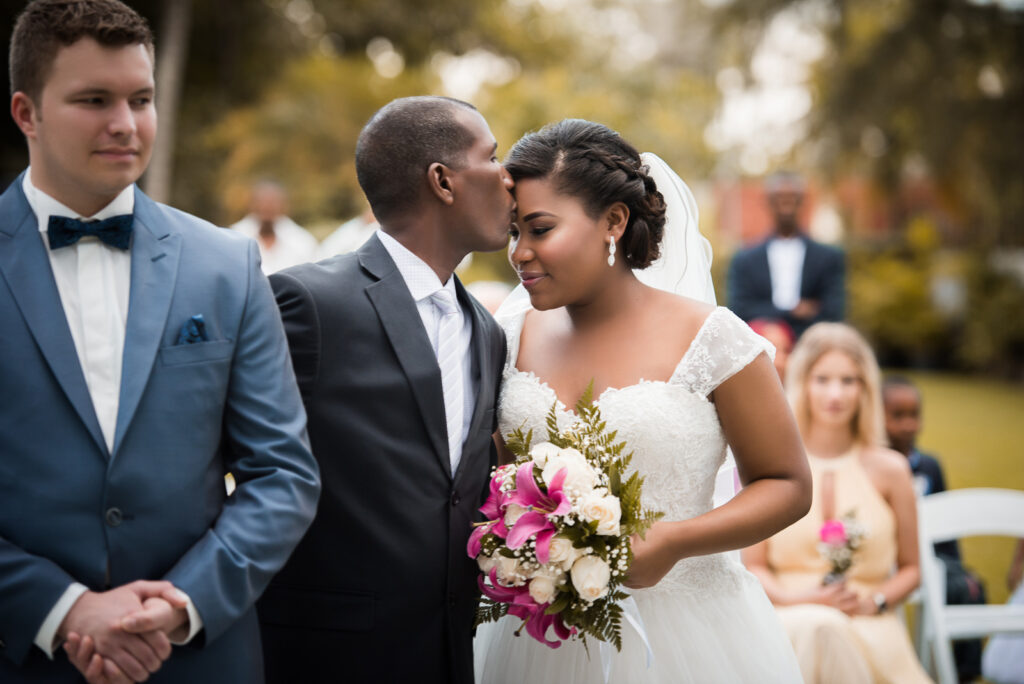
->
<box><xmin>883</xmin><ymin>376</ymin><xmax>985</xmax><ymax>683</ymax></box>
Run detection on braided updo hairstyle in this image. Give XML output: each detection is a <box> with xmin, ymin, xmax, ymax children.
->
<box><xmin>504</xmin><ymin>119</ymin><xmax>667</xmax><ymax>269</ymax></box>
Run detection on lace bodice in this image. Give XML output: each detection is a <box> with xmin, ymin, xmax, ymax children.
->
<box><xmin>496</xmin><ymin>305</ymin><xmax>774</xmax><ymax>597</ymax></box>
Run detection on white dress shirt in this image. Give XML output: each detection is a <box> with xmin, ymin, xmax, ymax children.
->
<box><xmin>23</xmin><ymin>172</ymin><xmax>202</xmax><ymax>657</ymax></box>
<box><xmin>766</xmin><ymin>236</ymin><xmax>807</xmax><ymax>312</ymax></box>
<box><xmin>230</xmin><ymin>214</ymin><xmax>319</xmax><ymax>274</ymax></box>
<box><xmin>377</xmin><ymin>230</ymin><xmax>475</xmax><ymax>473</ymax></box>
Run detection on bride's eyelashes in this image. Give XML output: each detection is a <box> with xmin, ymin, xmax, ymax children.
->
<box><xmin>508</xmin><ymin>224</ymin><xmax>554</xmax><ymax>239</ymax></box>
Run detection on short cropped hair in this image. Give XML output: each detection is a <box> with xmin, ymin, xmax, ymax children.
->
<box><xmin>355</xmin><ymin>96</ymin><xmax>478</xmax><ymax>221</ymax></box>
<box><xmin>882</xmin><ymin>375</ymin><xmax>921</xmax><ymax>401</ymax></box>
<box><xmin>785</xmin><ymin>322</ymin><xmax>885</xmax><ymax>448</ymax></box>
<box><xmin>764</xmin><ymin>170</ymin><xmax>806</xmax><ymax>196</ymax></box>
<box><xmin>9</xmin><ymin>0</ymin><xmax>154</xmax><ymax>100</ymax></box>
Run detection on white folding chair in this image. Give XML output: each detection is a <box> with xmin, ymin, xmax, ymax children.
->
<box><xmin>917</xmin><ymin>488</ymin><xmax>1024</xmax><ymax>684</ymax></box>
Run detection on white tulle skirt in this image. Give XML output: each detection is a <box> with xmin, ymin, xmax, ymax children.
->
<box><xmin>474</xmin><ymin>555</ymin><xmax>803</xmax><ymax>683</ymax></box>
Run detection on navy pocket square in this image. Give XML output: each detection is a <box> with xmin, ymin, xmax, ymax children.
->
<box><xmin>176</xmin><ymin>314</ymin><xmax>209</xmax><ymax>345</ymax></box>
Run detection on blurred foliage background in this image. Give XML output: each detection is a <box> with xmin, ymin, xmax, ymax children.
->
<box><xmin>2</xmin><ymin>0</ymin><xmax>1022</xmax><ymax>376</ymax></box>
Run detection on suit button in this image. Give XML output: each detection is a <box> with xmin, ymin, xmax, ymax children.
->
<box><xmin>105</xmin><ymin>507</ymin><xmax>123</xmax><ymax>527</ymax></box>
<box><xmin>450</xmin><ymin>492</ymin><xmax>461</xmax><ymax>506</ymax></box>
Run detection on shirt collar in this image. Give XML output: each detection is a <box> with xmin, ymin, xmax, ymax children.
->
<box><xmin>23</xmin><ymin>168</ymin><xmax>136</xmax><ymax>235</ymax></box>
<box><xmin>769</xmin><ymin>235</ymin><xmax>805</xmax><ymax>248</ymax></box>
<box><xmin>376</xmin><ymin>229</ymin><xmax>457</xmax><ymax>303</ymax></box>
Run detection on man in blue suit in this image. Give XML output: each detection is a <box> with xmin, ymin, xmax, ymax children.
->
<box><xmin>727</xmin><ymin>171</ymin><xmax>845</xmax><ymax>339</ymax></box>
<box><xmin>0</xmin><ymin>2</ymin><xmax>320</xmax><ymax>682</ymax></box>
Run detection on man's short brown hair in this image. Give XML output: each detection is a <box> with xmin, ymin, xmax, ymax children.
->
<box><xmin>8</xmin><ymin>0</ymin><xmax>154</xmax><ymax>100</ymax></box>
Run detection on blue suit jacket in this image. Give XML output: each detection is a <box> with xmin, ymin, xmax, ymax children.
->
<box><xmin>726</xmin><ymin>234</ymin><xmax>845</xmax><ymax>338</ymax></box>
<box><xmin>0</xmin><ymin>174</ymin><xmax>320</xmax><ymax>683</ymax></box>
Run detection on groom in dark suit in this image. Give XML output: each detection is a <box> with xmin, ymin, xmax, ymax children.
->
<box><xmin>257</xmin><ymin>96</ymin><xmax>515</xmax><ymax>684</ymax></box>
<box><xmin>0</xmin><ymin>2</ymin><xmax>320</xmax><ymax>683</ymax></box>
<box><xmin>727</xmin><ymin>171</ymin><xmax>845</xmax><ymax>339</ymax></box>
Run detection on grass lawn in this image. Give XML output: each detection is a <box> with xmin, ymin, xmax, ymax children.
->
<box><xmin>897</xmin><ymin>369</ymin><xmax>1024</xmax><ymax>606</ymax></box>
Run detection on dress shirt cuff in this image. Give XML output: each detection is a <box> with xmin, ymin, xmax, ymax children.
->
<box><xmin>169</xmin><ymin>591</ymin><xmax>204</xmax><ymax>645</ymax></box>
<box><xmin>34</xmin><ymin>582</ymin><xmax>89</xmax><ymax>659</ymax></box>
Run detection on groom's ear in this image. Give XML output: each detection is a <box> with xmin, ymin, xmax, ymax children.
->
<box><xmin>604</xmin><ymin>202</ymin><xmax>629</xmax><ymax>239</ymax></box>
<box><xmin>427</xmin><ymin>162</ymin><xmax>456</xmax><ymax>206</ymax></box>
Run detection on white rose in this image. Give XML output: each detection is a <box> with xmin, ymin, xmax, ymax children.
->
<box><xmin>495</xmin><ymin>555</ymin><xmax>526</xmax><ymax>586</ymax></box>
<box><xmin>547</xmin><ymin>536</ymin><xmax>583</xmax><ymax>572</ymax></box>
<box><xmin>570</xmin><ymin>555</ymin><xmax>611</xmax><ymax>602</ymax></box>
<box><xmin>503</xmin><ymin>503</ymin><xmax>529</xmax><ymax>527</ymax></box>
<box><xmin>580</xmin><ymin>492</ymin><xmax>621</xmax><ymax>536</ymax></box>
<box><xmin>478</xmin><ymin>553</ymin><xmax>499</xmax><ymax>574</ymax></box>
<box><xmin>541</xmin><ymin>447</ymin><xmax>597</xmax><ymax>496</ymax></box>
<box><xmin>528</xmin><ymin>575</ymin><xmax>559</xmax><ymax>605</ymax></box>
<box><xmin>529</xmin><ymin>442</ymin><xmax>562</xmax><ymax>468</ymax></box>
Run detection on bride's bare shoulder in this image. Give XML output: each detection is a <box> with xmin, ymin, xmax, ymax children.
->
<box><xmin>643</xmin><ymin>288</ymin><xmax>718</xmax><ymax>355</ymax></box>
<box><xmin>648</xmin><ymin>288</ymin><xmax>716</xmax><ymax>329</ymax></box>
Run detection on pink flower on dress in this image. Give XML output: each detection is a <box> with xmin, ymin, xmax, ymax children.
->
<box><xmin>819</xmin><ymin>519</ymin><xmax>847</xmax><ymax>546</ymax></box>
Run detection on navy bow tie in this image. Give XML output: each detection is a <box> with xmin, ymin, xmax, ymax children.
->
<box><xmin>47</xmin><ymin>214</ymin><xmax>134</xmax><ymax>250</ymax></box>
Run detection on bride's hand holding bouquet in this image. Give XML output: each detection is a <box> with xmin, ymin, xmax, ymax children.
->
<box><xmin>621</xmin><ymin>522</ymin><xmax>684</xmax><ymax>590</ymax></box>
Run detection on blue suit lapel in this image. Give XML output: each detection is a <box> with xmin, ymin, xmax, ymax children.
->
<box><xmin>113</xmin><ymin>190</ymin><xmax>181</xmax><ymax>455</ymax></box>
<box><xmin>0</xmin><ymin>175</ymin><xmax>108</xmax><ymax>455</ymax></box>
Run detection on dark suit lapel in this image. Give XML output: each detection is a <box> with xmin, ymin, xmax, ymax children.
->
<box><xmin>798</xmin><ymin>235</ymin><xmax>817</xmax><ymax>297</ymax></box>
<box><xmin>453</xmin><ymin>279</ymin><xmax>491</xmax><ymax>483</ymax></box>
<box><xmin>113</xmin><ymin>191</ymin><xmax>181</xmax><ymax>456</ymax></box>
<box><xmin>0</xmin><ymin>176</ymin><xmax>108</xmax><ymax>456</ymax></box>
<box><xmin>755</xmin><ymin>241</ymin><xmax>773</xmax><ymax>292</ymax></box>
<box><xmin>360</xmin><ymin>236</ymin><xmax>452</xmax><ymax>479</ymax></box>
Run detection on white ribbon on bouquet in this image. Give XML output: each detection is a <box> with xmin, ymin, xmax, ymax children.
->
<box><xmin>598</xmin><ymin>590</ymin><xmax>654</xmax><ymax>682</ymax></box>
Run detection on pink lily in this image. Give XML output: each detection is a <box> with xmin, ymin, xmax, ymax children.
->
<box><xmin>467</xmin><ymin>522</ymin><xmax>492</xmax><ymax>558</ymax></box>
<box><xmin>479</xmin><ymin>570</ymin><xmax>575</xmax><ymax>649</ymax></box>
<box><xmin>480</xmin><ymin>466</ymin><xmax>513</xmax><ymax>520</ymax></box>
<box><xmin>505</xmin><ymin>463</ymin><xmax>572</xmax><ymax>563</ymax></box>
<box><xmin>479</xmin><ymin>568</ymin><xmax>534</xmax><ymax>604</ymax></box>
<box><xmin>467</xmin><ymin>513</ymin><xmax>512</xmax><ymax>560</ymax></box>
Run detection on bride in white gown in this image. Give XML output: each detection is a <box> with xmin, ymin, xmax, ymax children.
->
<box><xmin>474</xmin><ymin>120</ymin><xmax>809</xmax><ymax>683</ymax></box>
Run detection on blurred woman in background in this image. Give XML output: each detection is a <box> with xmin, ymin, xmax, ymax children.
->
<box><xmin>743</xmin><ymin>322</ymin><xmax>932</xmax><ymax>684</ymax></box>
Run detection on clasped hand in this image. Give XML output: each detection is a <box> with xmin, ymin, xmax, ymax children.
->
<box><xmin>59</xmin><ymin>580</ymin><xmax>189</xmax><ymax>684</ymax></box>
<box><xmin>811</xmin><ymin>580</ymin><xmax>877</xmax><ymax>616</ymax></box>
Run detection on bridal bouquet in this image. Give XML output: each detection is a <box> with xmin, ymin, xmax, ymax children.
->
<box><xmin>818</xmin><ymin>511</ymin><xmax>867</xmax><ymax>585</ymax></box>
<box><xmin>468</xmin><ymin>388</ymin><xmax>662</xmax><ymax>650</ymax></box>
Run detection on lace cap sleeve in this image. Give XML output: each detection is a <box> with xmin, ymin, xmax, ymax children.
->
<box><xmin>673</xmin><ymin>307</ymin><xmax>776</xmax><ymax>398</ymax></box>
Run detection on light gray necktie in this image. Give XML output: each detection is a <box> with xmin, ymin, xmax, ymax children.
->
<box><xmin>430</xmin><ymin>289</ymin><xmax>463</xmax><ymax>475</ymax></box>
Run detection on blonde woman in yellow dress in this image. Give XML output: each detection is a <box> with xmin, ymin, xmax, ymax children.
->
<box><xmin>743</xmin><ymin>323</ymin><xmax>932</xmax><ymax>683</ymax></box>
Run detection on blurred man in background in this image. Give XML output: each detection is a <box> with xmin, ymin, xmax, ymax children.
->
<box><xmin>231</xmin><ymin>180</ymin><xmax>318</xmax><ymax>273</ymax></box>
<box><xmin>728</xmin><ymin>171</ymin><xmax>845</xmax><ymax>339</ymax></box>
